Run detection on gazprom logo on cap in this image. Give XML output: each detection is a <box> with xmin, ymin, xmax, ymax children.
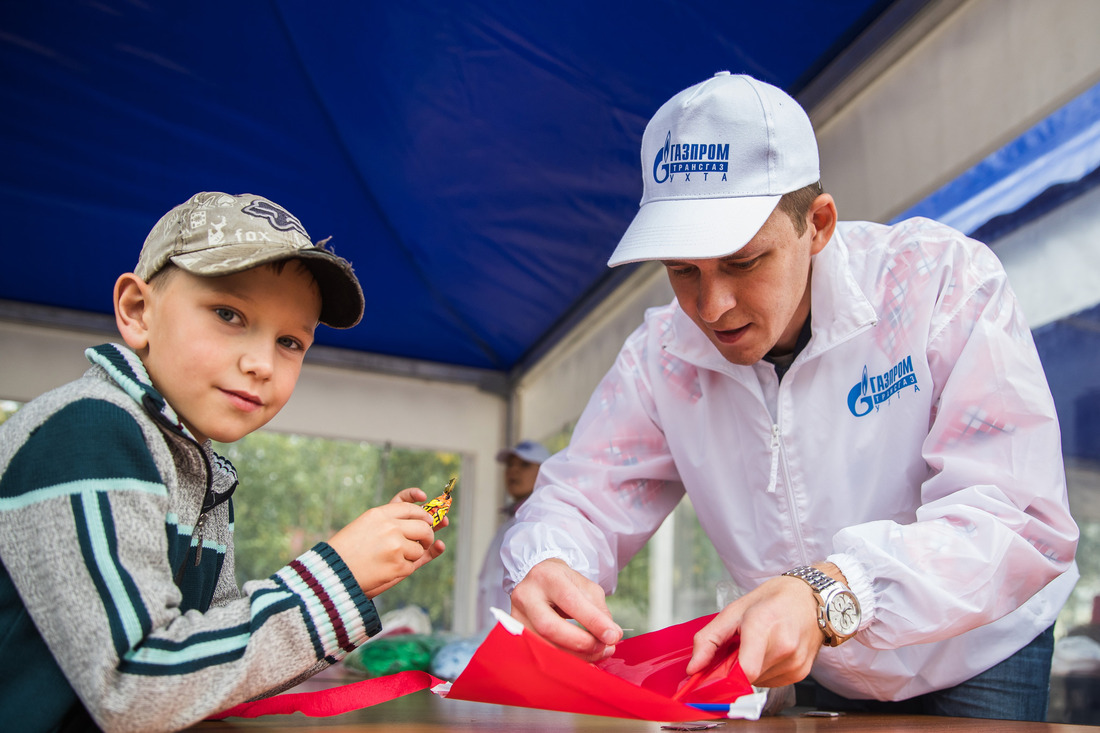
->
<box><xmin>652</xmin><ymin>131</ymin><xmax>730</xmax><ymax>184</ymax></box>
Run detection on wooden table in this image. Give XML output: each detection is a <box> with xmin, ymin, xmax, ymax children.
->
<box><xmin>191</xmin><ymin>689</ymin><xmax>1097</xmax><ymax>732</ymax></box>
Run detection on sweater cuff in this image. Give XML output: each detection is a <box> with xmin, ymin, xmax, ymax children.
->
<box><xmin>275</xmin><ymin>542</ymin><xmax>382</xmax><ymax>660</ymax></box>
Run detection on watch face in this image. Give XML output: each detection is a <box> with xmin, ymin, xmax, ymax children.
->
<box><xmin>826</xmin><ymin>592</ymin><xmax>860</xmax><ymax>637</ymax></box>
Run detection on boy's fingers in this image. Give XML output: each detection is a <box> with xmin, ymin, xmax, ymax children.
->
<box><xmin>390</xmin><ymin>487</ymin><xmax>426</xmax><ymax>504</ymax></box>
<box><xmin>412</xmin><ymin>540</ymin><xmax>446</xmax><ymax>568</ymax></box>
<box><xmin>396</xmin><ymin>517</ymin><xmax>436</xmax><ymax>549</ymax></box>
<box><xmin>383</xmin><ymin>502</ymin><xmax>434</xmax><ymax>523</ymax></box>
<box><xmin>402</xmin><ymin>537</ymin><xmax>428</xmax><ymax>561</ymax></box>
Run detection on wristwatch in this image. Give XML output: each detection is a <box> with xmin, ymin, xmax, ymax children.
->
<box><xmin>782</xmin><ymin>565</ymin><xmax>861</xmax><ymax>647</ymax></box>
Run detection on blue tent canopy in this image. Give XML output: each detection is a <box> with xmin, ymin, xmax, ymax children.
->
<box><xmin>893</xmin><ymin>78</ymin><xmax>1100</xmax><ymax>241</ymax></box>
<box><xmin>4</xmin><ymin>3</ymin><xmax>1098</xmax><ymax>466</ymax></box>
<box><xmin>1</xmin><ymin>0</ymin><xmax>906</xmax><ymax>372</ymax></box>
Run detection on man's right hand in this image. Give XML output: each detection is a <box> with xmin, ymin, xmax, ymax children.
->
<box><xmin>509</xmin><ymin>558</ymin><xmax>623</xmax><ymax>662</ymax></box>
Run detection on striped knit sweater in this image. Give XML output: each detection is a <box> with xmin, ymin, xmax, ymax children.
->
<box><xmin>0</xmin><ymin>344</ymin><xmax>381</xmax><ymax>732</ymax></box>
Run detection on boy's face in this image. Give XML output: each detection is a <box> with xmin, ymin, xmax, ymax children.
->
<box><xmin>139</xmin><ymin>262</ymin><xmax>321</xmax><ymax>444</ymax></box>
<box><xmin>662</xmin><ymin>203</ymin><xmax>827</xmax><ymax>366</ymax></box>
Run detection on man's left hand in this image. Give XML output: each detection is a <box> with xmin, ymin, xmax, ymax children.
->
<box><xmin>686</xmin><ymin>573</ymin><xmax>827</xmax><ymax>688</ymax></box>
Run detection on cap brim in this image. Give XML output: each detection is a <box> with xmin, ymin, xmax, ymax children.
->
<box><xmin>171</xmin><ymin>245</ymin><xmax>365</xmax><ymax>329</ymax></box>
<box><xmin>607</xmin><ymin>194</ymin><xmax>782</xmax><ymax>267</ymax></box>
<box><xmin>496</xmin><ymin>446</ymin><xmax>550</xmax><ymax>463</ymax></box>
<box><xmin>295</xmin><ymin>251</ymin><xmax>365</xmax><ymax>329</ymax></box>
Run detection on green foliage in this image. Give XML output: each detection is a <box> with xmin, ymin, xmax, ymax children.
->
<box><xmin>213</xmin><ymin>432</ymin><xmax>460</xmax><ymax>631</ymax></box>
<box><xmin>369</xmin><ymin>446</ymin><xmax>461</xmax><ymax>626</ymax></box>
<box><xmin>538</xmin><ymin>421</ymin><xmax>654</xmax><ymax>629</ymax></box>
<box><xmin>604</xmin><ymin>498</ymin><xmax>731</xmax><ymax>635</ymax></box>
<box><xmin>606</xmin><ymin>544</ymin><xmax>650</xmax><ymax>633</ymax></box>
<box><xmin>673</xmin><ymin>498</ymin><xmax>731</xmax><ymax>620</ymax></box>
<box><xmin>541</xmin><ymin>421</ymin><xmax>576</xmax><ymax>455</ymax></box>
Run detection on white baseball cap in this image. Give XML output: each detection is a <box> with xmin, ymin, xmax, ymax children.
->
<box><xmin>495</xmin><ymin>440</ymin><xmax>551</xmax><ymax>464</ymax></box>
<box><xmin>607</xmin><ymin>72</ymin><xmax>819</xmax><ymax>267</ymax></box>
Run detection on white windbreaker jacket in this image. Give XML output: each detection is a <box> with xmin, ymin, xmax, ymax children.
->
<box><xmin>502</xmin><ymin>217</ymin><xmax>1079</xmax><ymax>701</ymax></box>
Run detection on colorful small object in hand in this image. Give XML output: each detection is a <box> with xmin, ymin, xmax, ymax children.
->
<box><xmin>423</xmin><ymin>477</ymin><xmax>456</xmax><ymax>528</ymax></box>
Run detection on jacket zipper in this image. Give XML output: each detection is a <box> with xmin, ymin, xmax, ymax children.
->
<box><xmin>766</xmin><ymin>424</ymin><xmax>780</xmax><ymax>494</ymax></box>
<box><xmin>769</xmin><ymin>370</ymin><xmax>809</xmax><ymax>564</ymax></box>
<box><xmin>775</xmin><ymin>423</ymin><xmax>809</xmax><ymax>564</ymax></box>
<box><xmin>193</xmin><ymin>511</ymin><xmax>207</xmax><ymax>566</ymax></box>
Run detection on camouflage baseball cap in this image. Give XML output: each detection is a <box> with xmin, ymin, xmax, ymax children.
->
<box><xmin>136</xmin><ymin>192</ymin><xmax>364</xmax><ymax>328</ymax></box>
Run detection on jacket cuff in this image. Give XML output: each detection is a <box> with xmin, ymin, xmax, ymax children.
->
<box><xmin>275</xmin><ymin>542</ymin><xmax>382</xmax><ymax>660</ymax></box>
<box><xmin>827</xmin><ymin>552</ymin><xmax>876</xmax><ymax>629</ymax></box>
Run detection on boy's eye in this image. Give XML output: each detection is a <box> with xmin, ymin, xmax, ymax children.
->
<box><xmin>277</xmin><ymin>336</ymin><xmax>304</xmax><ymax>352</ymax></box>
<box><xmin>214</xmin><ymin>307</ymin><xmax>240</xmax><ymax>323</ymax></box>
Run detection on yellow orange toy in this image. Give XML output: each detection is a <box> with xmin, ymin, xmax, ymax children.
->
<box><xmin>423</xmin><ymin>477</ymin><xmax>456</xmax><ymax>528</ymax></box>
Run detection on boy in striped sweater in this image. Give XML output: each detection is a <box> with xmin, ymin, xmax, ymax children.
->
<box><xmin>0</xmin><ymin>192</ymin><xmax>446</xmax><ymax>732</ymax></box>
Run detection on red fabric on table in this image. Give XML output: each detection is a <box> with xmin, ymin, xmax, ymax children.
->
<box><xmin>211</xmin><ymin>669</ymin><xmax>442</xmax><ymax>719</ymax></box>
<box><xmin>596</xmin><ymin>613</ymin><xmax>749</xmax><ymax>704</ymax></box>
<box><xmin>444</xmin><ymin>612</ymin><xmax>751</xmax><ymax>721</ymax></box>
<box><xmin>209</xmin><ymin>613</ymin><xmax>752</xmax><ymax>722</ymax></box>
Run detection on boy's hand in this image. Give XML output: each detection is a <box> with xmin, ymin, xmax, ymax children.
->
<box><xmin>328</xmin><ymin>488</ymin><xmax>445</xmax><ymax>598</ymax></box>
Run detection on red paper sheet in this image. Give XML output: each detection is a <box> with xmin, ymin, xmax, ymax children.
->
<box><xmin>212</xmin><ymin>612</ymin><xmax>754</xmax><ymax>722</ymax></box>
<box><xmin>444</xmin><ymin>611</ymin><xmax>752</xmax><ymax>720</ymax></box>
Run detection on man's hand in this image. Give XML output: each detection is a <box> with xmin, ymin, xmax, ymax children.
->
<box><xmin>509</xmin><ymin>558</ymin><xmax>623</xmax><ymax>662</ymax></box>
<box><xmin>686</xmin><ymin>570</ymin><xmax>833</xmax><ymax>688</ymax></box>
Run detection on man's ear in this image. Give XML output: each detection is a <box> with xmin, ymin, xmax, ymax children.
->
<box><xmin>114</xmin><ymin>273</ymin><xmax>152</xmax><ymax>352</ymax></box>
<box><xmin>808</xmin><ymin>193</ymin><xmax>838</xmax><ymax>256</ymax></box>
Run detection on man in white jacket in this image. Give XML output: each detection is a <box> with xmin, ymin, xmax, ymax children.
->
<box><xmin>500</xmin><ymin>72</ymin><xmax>1079</xmax><ymax>720</ymax></box>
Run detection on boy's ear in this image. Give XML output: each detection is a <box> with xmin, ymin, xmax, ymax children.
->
<box><xmin>114</xmin><ymin>273</ymin><xmax>152</xmax><ymax>352</ymax></box>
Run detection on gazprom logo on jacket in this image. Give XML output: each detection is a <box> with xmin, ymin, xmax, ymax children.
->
<box><xmin>847</xmin><ymin>355</ymin><xmax>920</xmax><ymax>417</ymax></box>
<box><xmin>652</xmin><ymin>131</ymin><xmax>730</xmax><ymax>184</ymax></box>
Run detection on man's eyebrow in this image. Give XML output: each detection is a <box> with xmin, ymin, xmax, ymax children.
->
<box><xmin>661</xmin><ymin>244</ymin><xmax>770</xmax><ymax>267</ymax></box>
<box><xmin>723</xmin><ymin>243</ymin><xmax>767</xmax><ymax>260</ymax></box>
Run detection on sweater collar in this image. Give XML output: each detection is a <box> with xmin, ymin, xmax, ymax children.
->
<box><xmin>85</xmin><ymin>343</ymin><xmax>194</xmax><ymax>440</ymax></box>
<box><xmin>85</xmin><ymin>343</ymin><xmax>238</xmax><ymax>508</ymax></box>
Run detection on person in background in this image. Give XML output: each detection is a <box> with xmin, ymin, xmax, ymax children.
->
<box><xmin>0</xmin><ymin>192</ymin><xmax>446</xmax><ymax>732</ymax></box>
<box><xmin>476</xmin><ymin>440</ymin><xmax>551</xmax><ymax>626</ymax></box>
<box><xmin>501</xmin><ymin>72</ymin><xmax>1078</xmax><ymax>721</ymax></box>
<box><xmin>429</xmin><ymin>439</ymin><xmax>551</xmax><ymax>681</ymax></box>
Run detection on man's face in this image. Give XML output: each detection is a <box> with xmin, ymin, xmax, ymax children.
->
<box><xmin>139</xmin><ymin>262</ymin><xmax>321</xmax><ymax>444</ymax></box>
<box><xmin>662</xmin><ymin>202</ymin><xmax>828</xmax><ymax>365</ymax></box>
<box><xmin>503</xmin><ymin>454</ymin><xmax>540</xmax><ymax>501</ymax></box>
